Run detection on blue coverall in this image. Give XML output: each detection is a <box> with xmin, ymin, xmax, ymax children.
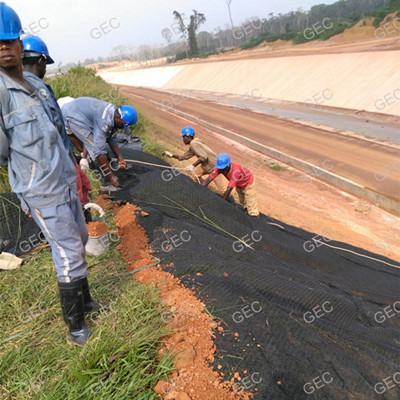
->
<box><xmin>61</xmin><ymin>97</ymin><xmax>119</xmax><ymax>161</ymax></box>
<box><xmin>0</xmin><ymin>71</ymin><xmax>88</xmax><ymax>283</ymax></box>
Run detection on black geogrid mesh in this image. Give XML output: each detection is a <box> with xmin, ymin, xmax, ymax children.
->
<box><xmin>0</xmin><ymin>193</ymin><xmax>41</xmax><ymax>257</ymax></box>
<box><xmin>1</xmin><ymin>149</ymin><xmax>400</xmax><ymax>399</ymax></box>
<box><xmin>112</xmin><ymin>150</ymin><xmax>400</xmax><ymax>400</ymax></box>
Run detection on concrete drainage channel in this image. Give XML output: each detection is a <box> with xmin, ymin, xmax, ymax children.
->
<box><xmin>144</xmin><ymin>96</ymin><xmax>400</xmax><ymax>216</ymax></box>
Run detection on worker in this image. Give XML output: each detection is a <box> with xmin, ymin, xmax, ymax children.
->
<box><xmin>0</xmin><ymin>3</ymin><xmax>96</xmax><ymax>346</ymax></box>
<box><xmin>61</xmin><ymin>97</ymin><xmax>138</xmax><ymax>188</ymax></box>
<box><xmin>21</xmin><ymin>35</ymin><xmax>92</xmax><ymax>223</ymax></box>
<box><xmin>162</xmin><ymin>126</ymin><xmax>225</xmax><ymax>194</ymax></box>
<box><xmin>202</xmin><ymin>153</ymin><xmax>259</xmax><ymax>217</ymax></box>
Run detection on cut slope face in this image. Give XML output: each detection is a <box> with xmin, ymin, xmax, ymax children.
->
<box><xmin>111</xmin><ymin>149</ymin><xmax>400</xmax><ymax>400</ymax></box>
<box><xmin>100</xmin><ymin>49</ymin><xmax>400</xmax><ymax>116</ymax></box>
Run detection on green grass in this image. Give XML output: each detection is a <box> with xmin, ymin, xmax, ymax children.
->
<box><xmin>49</xmin><ymin>67</ymin><xmax>124</xmax><ymax>107</ymax></box>
<box><xmin>0</xmin><ymin>212</ymin><xmax>173</xmax><ymax>400</ymax></box>
<box><xmin>267</xmin><ymin>162</ymin><xmax>286</xmax><ymax>172</ymax></box>
<box><xmin>128</xmin><ymin>115</ymin><xmax>164</xmax><ymax>158</ymax></box>
<box><xmin>0</xmin><ymin>167</ymin><xmax>10</xmax><ymax>193</ymax></box>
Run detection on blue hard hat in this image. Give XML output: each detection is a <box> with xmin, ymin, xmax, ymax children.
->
<box><xmin>215</xmin><ymin>153</ymin><xmax>232</xmax><ymax>169</ymax></box>
<box><xmin>182</xmin><ymin>126</ymin><xmax>195</xmax><ymax>136</ymax></box>
<box><xmin>22</xmin><ymin>35</ymin><xmax>54</xmax><ymax>64</ymax></box>
<box><xmin>0</xmin><ymin>2</ymin><xmax>23</xmax><ymax>40</ymax></box>
<box><xmin>119</xmin><ymin>105</ymin><xmax>138</xmax><ymax>132</ymax></box>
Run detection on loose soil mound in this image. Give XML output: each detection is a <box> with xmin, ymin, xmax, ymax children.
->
<box><xmin>87</xmin><ymin>221</ymin><xmax>108</xmax><ymax>237</ymax></box>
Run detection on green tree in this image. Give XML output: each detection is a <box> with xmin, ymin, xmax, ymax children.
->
<box><xmin>173</xmin><ymin>9</ymin><xmax>206</xmax><ymax>56</ymax></box>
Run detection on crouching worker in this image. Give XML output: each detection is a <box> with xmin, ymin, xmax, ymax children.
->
<box><xmin>21</xmin><ymin>36</ymin><xmax>92</xmax><ymax>222</ymax></box>
<box><xmin>61</xmin><ymin>97</ymin><xmax>138</xmax><ymax>188</ymax></box>
<box><xmin>202</xmin><ymin>153</ymin><xmax>259</xmax><ymax>217</ymax></box>
<box><xmin>0</xmin><ymin>3</ymin><xmax>99</xmax><ymax>346</ymax></box>
<box><xmin>163</xmin><ymin>126</ymin><xmax>225</xmax><ymax>194</ymax></box>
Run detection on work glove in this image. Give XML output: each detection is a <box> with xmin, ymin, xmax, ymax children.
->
<box><xmin>186</xmin><ymin>165</ymin><xmax>195</xmax><ymax>172</ymax></box>
<box><xmin>162</xmin><ymin>151</ymin><xmax>173</xmax><ymax>158</ymax></box>
<box><xmin>80</xmin><ymin>158</ymin><xmax>90</xmax><ymax>172</ymax></box>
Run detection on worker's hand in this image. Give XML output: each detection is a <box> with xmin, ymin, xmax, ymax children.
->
<box><xmin>162</xmin><ymin>151</ymin><xmax>173</xmax><ymax>158</ymax></box>
<box><xmin>109</xmin><ymin>174</ymin><xmax>120</xmax><ymax>188</ymax></box>
<box><xmin>118</xmin><ymin>159</ymin><xmax>128</xmax><ymax>170</ymax></box>
<box><xmin>79</xmin><ymin>157</ymin><xmax>89</xmax><ymax>172</ymax></box>
<box><xmin>186</xmin><ymin>165</ymin><xmax>195</xmax><ymax>172</ymax></box>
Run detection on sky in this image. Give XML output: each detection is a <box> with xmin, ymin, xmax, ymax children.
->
<box><xmin>10</xmin><ymin>0</ymin><xmax>338</xmax><ymax>65</ymax></box>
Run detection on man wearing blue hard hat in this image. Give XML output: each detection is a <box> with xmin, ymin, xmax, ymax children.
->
<box><xmin>202</xmin><ymin>153</ymin><xmax>259</xmax><ymax>217</ymax></box>
<box><xmin>21</xmin><ymin>35</ymin><xmax>93</xmax><ymax>223</ymax></box>
<box><xmin>61</xmin><ymin>97</ymin><xmax>138</xmax><ymax>188</ymax></box>
<box><xmin>0</xmin><ymin>2</ymin><xmax>97</xmax><ymax>346</ymax></box>
<box><xmin>21</xmin><ymin>34</ymin><xmax>54</xmax><ymax>78</ymax></box>
<box><xmin>162</xmin><ymin>126</ymin><xmax>225</xmax><ymax>194</ymax></box>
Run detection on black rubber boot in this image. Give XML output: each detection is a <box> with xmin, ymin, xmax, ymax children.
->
<box><xmin>58</xmin><ymin>279</ymin><xmax>92</xmax><ymax>346</ymax></box>
<box><xmin>81</xmin><ymin>277</ymin><xmax>102</xmax><ymax>313</ymax></box>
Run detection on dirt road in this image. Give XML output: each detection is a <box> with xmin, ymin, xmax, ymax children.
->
<box><xmin>122</xmin><ymin>86</ymin><xmax>400</xmax><ymax>204</ymax></box>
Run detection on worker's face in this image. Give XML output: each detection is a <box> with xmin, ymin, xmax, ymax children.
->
<box><xmin>220</xmin><ymin>164</ymin><xmax>231</xmax><ymax>174</ymax></box>
<box><xmin>37</xmin><ymin>57</ymin><xmax>47</xmax><ymax>79</ymax></box>
<box><xmin>114</xmin><ymin>110</ymin><xmax>126</xmax><ymax>129</ymax></box>
<box><xmin>0</xmin><ymin>39</ymin><xmax>23</xmax><ymax>69</ymax></box>
<box><xmin>182</xmin><ymin>135</ymin><xmax>193</xmax><ymax>145</ymax></box>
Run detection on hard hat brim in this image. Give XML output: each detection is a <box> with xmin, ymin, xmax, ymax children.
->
<box><xmin>216</xmin><ymin>164</ymin><xmax>229</xmax><ymax>169</ymax></box>
<box><xmin>46</xmin><ymin>56</ymin><xmax>54</xmax><ymax>65</ymax></box>
<box><xmin>0</xmin><ymin>33</ymin><xmax>20</xmax><ymax>40</ymax></box>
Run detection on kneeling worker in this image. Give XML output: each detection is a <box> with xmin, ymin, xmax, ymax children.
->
<box><xmin>202</xmin><ymin>153</ymin><xmax>259</xmax><ymax>217</ymax></box>
<box><xmin>61</xmin><ymin>97</ymin><xmax>138</xmax><ymax>188</ymax></box>
<box><xmin>163</xmin><ymin>126</ymin><xmax>225</xmax><ymax>194</ymax></box>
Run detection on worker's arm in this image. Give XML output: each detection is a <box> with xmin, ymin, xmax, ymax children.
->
<box><xmin>192</xmin><ymin>159</ymin><xmax>202</xmax><ymax>168</ymax></box>
<box><xmin>69</xmin><ymin>134</ymin><xmax>83</xmax><ymax>153</ymax></box>
<box><xmin>172</xmin><ymin>154</ymin><xmax>186</xmax><ymax>161</ymax></box>
<box><xmin>108</xmin><ymin>132</ymin><xmax>128</xmax><ymax>170</ymax></box>
<box><xmin>202</xmin><ymin>168</ymin><xmax>220</xmax><ymax>187</ymax></box>
<box><xmin>222</xmin><ymin>187</ymin><xmax>234</xmax><ymax>201</ymax></box>
<box><xmin>173</xmin><ymin>148</ymin><xmax>194</xmax><ymax>161</ymax></box>
<box><xmin>201</xmin><ymin>176</ymin><xmax>213</xmax><ymax>187</ymax></box>
<box><xmin>97</xmin><ymin>154</ymin><xmax>119</xmax><ymax>187</ymax></box>
<box><xmin>109</xmin><ymin>143</ymin><xmax>128</xmax><ymax>170</ymax></box>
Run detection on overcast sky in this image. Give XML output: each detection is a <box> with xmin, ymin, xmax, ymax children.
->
<box><xmin>10</xmin><ymin>0</ymin><xmax>337</xmax><ymax>65</ymax></box>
